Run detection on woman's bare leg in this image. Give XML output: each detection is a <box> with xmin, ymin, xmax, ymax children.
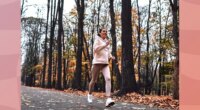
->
<box><xmin>101</xmin><ymin>65</ymin><xmax>111</xmax><ymax>97</ymax></box>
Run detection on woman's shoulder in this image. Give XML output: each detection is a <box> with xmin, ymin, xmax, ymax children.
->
<box><xmin>95</xmin><ymin>35</ymin><xmax>100</xmax><ymax>39</ymax></box>
<box><xmin>94</xmin><ymin>36</ymin><xmax>101</xmax><ymax>41</ymax></box>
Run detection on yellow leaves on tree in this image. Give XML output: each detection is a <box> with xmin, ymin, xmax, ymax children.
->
<box><xmin>34</xmin><ymin>64</ymin><xmax>43</xmax><ymax>73</ymax></box>
<box><xmin>69</xmin><ymin>8</ymin><xmax>77</xmax><ymax>17</ymax></box>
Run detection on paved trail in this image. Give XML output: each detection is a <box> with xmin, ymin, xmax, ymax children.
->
<box><xmin>21</xmin><ymin>86</ymin><xmax>166</xmax><ymax>110</ymax></box>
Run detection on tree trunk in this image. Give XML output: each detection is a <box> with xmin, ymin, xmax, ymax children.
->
<box><xmin>47</xmin><ymin>0</ymin><xmax>57</xmax><ymax>88</ymax></box>
<box><xmin>62</xmin><ymin>30</ymin><xmax>67</xmax><ymax>89</ymax></box>
<box><xmin>109</xmin><ymin>0</ymin><xmax>121</xmax><ymax>90</ymax></box>
<box><xmin>72</xmin><ymin>0</ymin><xmax>85</xmax><ymax>90</ymax></box>
<box><xmin>42</xmin><ymin>0</ymin><xmax>50</xmax><ymax>88</ymax></box>
<box><xmin>56</xmin><ymin>0</ymin><xmax>64</xmax><ymax>90</ymax></box>
<box><xmin>52</xmin><ymin>53</ymin><xmax>57</xmax><ymax>88</ymax></box>
<box><xmin>157</xmin><ymin>0</ymin><xmax>162</xmax><ymax>96</ymax></box>
<box><xmin>83</xmin><ymin>34</ymin><xmax>91</xmax><ymax>90</ymax></box>
<box><xmin>136</xmin><ymin>0</ymin><xmax>141</xmax><ymax>90</ymax></box>
<box><xmin>169</xmin><ymin>0</ymin><xmax>179</xmax><ymax>99</ymax></box>
<box><xmin>119</xmin><ymin>0</ymin><xmax>138</xmax><ymax>95</ymax></box>
<box><xmin>145</xmin><ymin>0</ymin><xmax>152</xmax><ymax>95</ymax></box>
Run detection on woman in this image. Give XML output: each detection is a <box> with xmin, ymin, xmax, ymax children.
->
<box><xmin>87</xmin><ymin>28</ymin><xmax>115</xmax><ymax>107</ymax></box>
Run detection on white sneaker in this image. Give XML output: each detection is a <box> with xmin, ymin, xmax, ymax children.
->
<box><xmin>105</xmin><ymin>98</ymin><xmax>115</xmax><ymax>107</ymax></box>
<box><xmin>87</xmin><ymin>94</ymin><xmax>93</xmax><ymax>103</ymax></box>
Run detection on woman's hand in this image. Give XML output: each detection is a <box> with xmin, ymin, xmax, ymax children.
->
<box><xmin>106</xmin><ymin>40</ymin><xmax>110</xmax><ymax>46</ymax></box>
<box><xmin>110</xmin><ymin>56</ymin><xmax>115</xmax><ymax>60</ymax></box>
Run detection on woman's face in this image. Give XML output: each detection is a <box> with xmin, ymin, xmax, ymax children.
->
<box><xmin>99</xmin><ymin>29</ymin><xmax>107</xmax><ymax>39</ymax></box>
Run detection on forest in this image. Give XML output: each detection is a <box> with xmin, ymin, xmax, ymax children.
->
<box><xmin>21</xmin><ymin>0</ymin><xmax>179</xmax><ymax>108</ymax></box>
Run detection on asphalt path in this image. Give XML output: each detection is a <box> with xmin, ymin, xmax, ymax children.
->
<box><xmin>21</xmin><ymin>86</ymin><xmax>167</xmax><ymax>110</ymax></box>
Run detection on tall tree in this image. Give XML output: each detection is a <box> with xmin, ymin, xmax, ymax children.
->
<box><xmin>52</xmin><ymin>51</ymin><xmax>57</xmax><ymax>88</ymax></box>
<box><xmin>109</xmin><ymin>0</ymin><xmax>121</xmax><ymax>90</ymax></box>
<box><xmin>62</xmin><ymin>28</ymin><xmax>67</xmax><ymax>89</ymax></box>
<box><xmin>42</xmin><ymin>0</ymin><xmax>50</xmax><ymax>88</ymax></box>
<box><xmin>56</xmin><ymin>0</ymin><xmax>64</xmax><ymax>90</ymax></box>
<box><xmin>82</xmin><ymin>33</ymin><xmax>91</xmax><ymax>90</ymax></box>
<box><xmin>169</xmin><ymin>0</ymin><xmax>179</xmax><ymax>99</ymax></box>
<box><xmin>158</xmin><ymin>0</ymin><xmax>163</xmax><ymax>96</ymax></box>
<box><xmin>119</xmin><ymin>0</ymin><xmax>138</xmax><ymax>95</ymax></box>
<box><xmin>47</xmin><ymin>0</ymin><xmax>58</xmax><ymax>88</ymax></box>
<box><xmin>145</xmin><ymin>0</ymin><xmax>152</xmax><ymax>94</ymax></box>
<box><xmin>72</xmin><ymin>0</ymin><xmax>85</xmax><ymax>90</ymax></box>
<box><xmin>136</xmin><ymin>0</ymin><xmax>141</xmax><ymax>89</ymax></box>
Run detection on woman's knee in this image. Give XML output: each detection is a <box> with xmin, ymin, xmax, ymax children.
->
<box><xmin>105</xmin><ymin>77</ymin><xmax>111</xmax><ymax>82</ymax></box>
